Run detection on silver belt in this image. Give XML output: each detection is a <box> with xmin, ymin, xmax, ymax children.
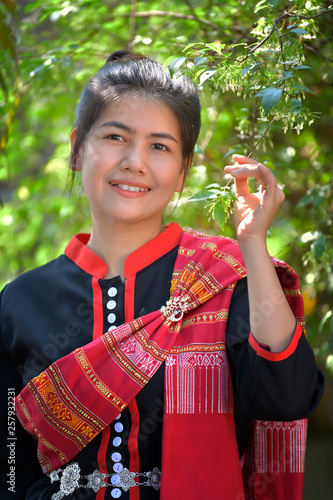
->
<box><xmin>49</xmin><ymin>462</ymin><xmax>161</xmax><ymax>499</ymax></box>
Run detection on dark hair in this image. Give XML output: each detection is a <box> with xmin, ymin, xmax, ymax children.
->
<box><xmin>69</xmin><ymin>50</ymin><xmax>201</xmax><ymax>178</ymax></box>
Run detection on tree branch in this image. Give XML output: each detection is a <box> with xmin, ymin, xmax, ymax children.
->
<box><xmin>251</xmin><ymin>53</ymin><xmax>275</xmax><ymax>86</ymax></box>
<box><xmin>248</xmin><ymin>117</ymin><xmax>275</xmax><ymax>158</ymax></box>
<box><xmin>273</xmin><ymin>21</ymin><xmax>287</xmax><ymax>93</ymax></box>
<box><xmin>238</xmin><ymin>12</ymin><xmax>289</xmax><ymax>63</ymax></box>
<box><xmin>126</xmin><ymin>10</ymin><xmax>220</xmax><ymax>31</ymax></box>
<box><xmin>297</xmin><ymin>8</ymin><xmax>333</xmax><ymax>20</ymax></box>
<box><xmin>304</xmin><ymin>44</ymin><xmax>333</xmax><ymax>64</ymax></box>
<box><xmin>184</xmin><ymin>0</ymin><xmax>196</xmax><ymax>16</ymax></box>
<box><xmin>236</xmin><ymin>6</ymin><xmax>332</xmax><ymax>64</ymax></box>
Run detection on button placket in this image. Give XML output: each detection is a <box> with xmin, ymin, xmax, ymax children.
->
<box><xmin>110</xmin><ymin>411</ymin><xmax>125</xmax><ymax>497</ymax></box>
<box><xmin>107</xmin><ymin>286</ymin><xmax>118</xmax><ymax>328</ymax></box>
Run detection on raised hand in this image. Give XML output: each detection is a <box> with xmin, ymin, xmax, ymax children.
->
<box><xmin>225</xmin><ymin>154</ymin><xmax>296</xmax><ymax>352</ymax></box>
<box><xmin>224</xmin><ymin>154</ymin><xmax>285</xmax><ymax>243</ymax></box>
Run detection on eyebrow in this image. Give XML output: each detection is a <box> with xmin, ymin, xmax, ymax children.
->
<box><xmin>100</xmin><ymin>121</ymin><xmax>178</xmax><ymax>143</ymax></box>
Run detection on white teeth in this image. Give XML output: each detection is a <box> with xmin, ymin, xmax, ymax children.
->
<box><xmin>113</xmin><ymin>183</ymin><xmax>148</xmax><ymax>192</ymax></box>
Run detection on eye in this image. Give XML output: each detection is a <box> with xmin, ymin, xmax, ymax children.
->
<box><xmin>106</xmin><ymin>134</ymin><xmax>124</xmax><ymax>142</ymax></box>
<box><xmin>152</xmin><ymin>143</ymin><xmax>169</xmax><ymax>151</ymax></box>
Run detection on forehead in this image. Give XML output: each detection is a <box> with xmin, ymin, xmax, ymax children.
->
<box><xmin>94</xmin><ymin>95</ymin><xmax>181</xmax><ymax>136</ymax></box>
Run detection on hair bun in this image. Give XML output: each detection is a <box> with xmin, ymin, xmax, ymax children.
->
<box><xmin>105</xmin><ymin>50</ymin><xmax>147</xmax><ymax>64</ymax></box>
<box><xmin>106</xmin><ymin>50</ymin><xmax>131</xmax><ymax>63</ymax></box>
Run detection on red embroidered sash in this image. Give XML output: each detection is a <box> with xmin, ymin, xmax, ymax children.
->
<box><xmin>15</xmin><ymin>229</ymin><xmax>307</xmax><ymax>499</ymax></box>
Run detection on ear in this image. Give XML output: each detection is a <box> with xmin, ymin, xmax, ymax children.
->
<box><xmin>70</xmin><ymin>129</ymin><xmax>81</xmax><ymax>171</ymax></box>
<box><xmin>175</xmin><ymin>166</ymin><xmax>185</xmax><ymax>193</ymax></box>
<box><xmin>175</xmin><ymin>156</ymin><xmax>190</xmax><ymax>193</ymax></box>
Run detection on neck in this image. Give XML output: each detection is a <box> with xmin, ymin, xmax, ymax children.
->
<box><xmin>87</xmin><ymin>218</ymin><xmax>164</xmax><ymax>279</ymax></box>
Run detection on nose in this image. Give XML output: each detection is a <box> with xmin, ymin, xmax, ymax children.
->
<box><xmin>119</xmin><ymin>144</ymin><xmax>147</xmax><ymax>175</ymax></box>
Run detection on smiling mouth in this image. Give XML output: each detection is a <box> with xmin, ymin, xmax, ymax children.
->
<box><xmin>111</xmin><ymin>183</ymin><xmax>150</xmax><ymax>193</ymax></box>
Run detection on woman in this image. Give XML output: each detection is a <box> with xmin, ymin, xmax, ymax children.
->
<box><xmin>0</xmin><ymin>51</ymin><xmax>323</xmax><ymax>500</ymax></box>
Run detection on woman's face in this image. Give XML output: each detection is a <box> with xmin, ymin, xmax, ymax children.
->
<box><xmin>73</xmin><ymin>96</ymin><xmax>184</xmax><ymax>232</ymax></box>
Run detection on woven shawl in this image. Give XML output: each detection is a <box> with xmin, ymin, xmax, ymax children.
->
<box><xmin>15</xmin><ymin>228</ymin><xmax>307</xmax><ymax>499</ymax></box>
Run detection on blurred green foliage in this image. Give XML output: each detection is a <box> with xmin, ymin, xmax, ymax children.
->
<box><xmin>0</xmin><ymin>0</ymin><xmax>332</xmax><ymax>373</ymax></box>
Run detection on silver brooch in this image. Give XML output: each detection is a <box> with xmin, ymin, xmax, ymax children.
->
<box><xmin>59</xmin><ymin>463</ymin><xmax>80</xmax><ymax>496</ymax></box>
<box><xmin>117</xmin><ymin>468</ymin><xmax>136</xmax><ymax>491</ymax></box>
<box><xmin>146</xmin><ymin>467</ymin><xmax>161</xmax><ymax>491</ymax></box>
<box><xmin>161</xmin><ymin>296</ymin><xmax>190</xmax><ymax>322</ymax></box>
<box><xmin>86</xmin><ymin>469</ymin><xmax>107</xmax><ymax>493</ymax></box>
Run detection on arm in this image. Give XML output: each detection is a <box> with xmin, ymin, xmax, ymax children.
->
<box><xmin>225</xmin><ymin>155</ymin><xmax>296</xmax><ymax>352</ymax></box>
<box><xmin>226</xmin><ymin>278</ymin><xmax>324</xmax><ymax>455</ymax></box>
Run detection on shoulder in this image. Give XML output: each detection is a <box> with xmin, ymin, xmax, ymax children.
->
<box><xmin>181</xmin><ymin>227</ymin><xmax>243</xmax><ymax>257</ymax></box>
<box><xmin>1</xmin><ymin>255</ymin><xmax>69</xmax><ymax>303</ymax></box>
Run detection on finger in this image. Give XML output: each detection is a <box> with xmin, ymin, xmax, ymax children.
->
<box><xmin>224</xmin><ymin>164</ymin><xmax>264</xmax><ymax>181</ymax></box>
<box><xmin>234</xmin><ymin>175</ymin><xmax>250</xmax><ymax>196</ymax></box>
<box><xmin>232</xmin><ymin>154</ymin><xmax>259</xmax><ymax>166</ymax></box>
<box><xmin>224</xmin><ymin>165</ymin><xmax>260</xmax><ymax>196</ymax></box>
<box><xmin>226</xmin><ymin>164</ymin><xmax>277</xmax><ymax>187</ymax></box>
<box><xmin>256</xmin><ymin>164</ymin><xmax>278</xmax><ymax>191</ymax></box>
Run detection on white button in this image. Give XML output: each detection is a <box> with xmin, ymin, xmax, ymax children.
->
<box><xmin>113</xmin><ymin>436</ymin><xmax>122</xmax><ymax>447</ymax></box>
<box><xmin>108</xmin><ymin>313</ymin><xmax>116</xmax><ymax>324</ymax></box>
<box><xmin>114</xmin><ymin>422</ymin><xmax>124</xmax><ymax>433</ymax></box>
<box><xmin>107</xmin><ymin>300</ymin><xmax>117</xmax><ymax>310</ymax></box>
<box><xmin>111</xmin><ymin>488</ymin><xmax>122</xmax><ymax>498</ymax></box>
<box><xmin>113</xmin><ymin>463</ymin><xmax>123</xmax><ymax>473</ymax></box>
<box><xmin>111</xmin><ymin>452</ymin><xmax>122</xmax><ymax>462</ymax></box>
<box><xmin>108</xmin><ymin>287</ymin><xmax>118</xmax><ymax>297</ymax></box>
<box><xmin>115</xmin><ymin>413</ymin><xmax>121</xmax><ymax>420</ymax></box>
<box><xmin>108</xmin><ymin>325</ymin><xmax>117</xmax><ymax>331</ymax></box>
<box><xmin>111</xmin><ymin>474</ymin><xmax>120</xmax><ymax>486</ymax></box>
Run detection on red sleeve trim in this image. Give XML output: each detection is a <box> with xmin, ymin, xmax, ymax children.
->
<box><xmin>248</xmin><ymin>321</ymin><xmax>303</xmax><ymax>361</ymax></box>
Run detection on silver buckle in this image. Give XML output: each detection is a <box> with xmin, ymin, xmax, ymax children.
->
<box><xmin>49</xmin><ymin>462</ymin><xmax>161</xmax><ymax>498</ymax></box>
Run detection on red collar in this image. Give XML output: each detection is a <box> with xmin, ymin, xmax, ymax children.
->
<box><xmin>64</xmin><ymin>222</ymin><xmax>183</xmax><ymax>279</ymax></box>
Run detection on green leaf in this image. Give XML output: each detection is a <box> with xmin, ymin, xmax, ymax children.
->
<box><xmin>200</xmin><ymin>69</ymin><xmax>217</xmax><ymax>85</ymax></box>
<box><xmin>275</xmin><ymin>71</ymin><xmax>295</xmax><ymax>83</ymax></box>
<box><xmin>195</xmin><ymin>67</ymin><xmax>207</xmax><ymax>79</ymax></box>
<box><xmin>289</xmin><ymin>28</ymin><xmax>307</xmax><ymax>35</ymax></box>
<box><xmin>205</xmin><ymin>183</ymin><xmax>221</xmax><ymax>189</ymax></box>
<box><xmin>293</xmin><ymin>65</ymin><xmax>312</xmax><ymax>70</ymax></box>
<box><xmin>193</xmin><ymin>144</ymin><xmax>205</xmax><ymax>155</ymax></box>
<box><xmin>254</xmin><ymin>87</ymin><xmax>282</xmax><ymax>114</ymax></box>
<box><xmin>183</xmin><ymin>42</ymin><xmax>203</xmax><ymax>52</ymax></box>
<box><xmin>194</xmin><ymin>56</ymin><xmax>207</xmax><ymax>66</ymax></box>
<box><xmin>326</xmin><ymin>355</ymin><xmax>333</xmax><ymax>377</ymax></box>
<box><xmin>223</xmin><ymin>146</ymin><xmax>245</xmax><ymax>158</ymax></box>
<box><xmin>267</xmin><ymin>0</ymin><xmax>279</xmax><ymax>6</ymax></box>
<box><xmin>254</xmin><ymin>0</ymin><xmax>269</xmax><ymax>13</ymax></box>
<box><xmin>311</xmin><ymin>235</ymin><xmax>326</xmax><ymax>261</ymax></box>
<box><xmin>167</xmin><ymin>57</ymin><xmax>187</xmax><ymax>75</ymax></box>
<box><xmin>188</xmin><ymin>190</ymin><xmax>216</xmax><ymax>201</ymax></box>
<box><xmin>220</xmin><ymin>190</ymin><xmax>238</xmax><ymax>202</ymax></box>
<box><xmin>205</xmin><ymin>43</ymin><xmax>225</xmax><ymax>54</ymax></box>
<box><xmin>213</xmin><ymin>199</ymin><xmax>227</xmax><ymax>229</ymax></box>
<box><xmin>319</xmin><ymin>310</ymin><xmax>333</xmax><ymax>335</ymax></box>
<box><xmin>292</xmin><ymin>85</ymin><xmax>317</xmax><ymax>95</ymax></box>
<box><xmin>290</xmin><ymin>98</ymin><xmax>302</xmax><ymax>114</ymax></box>
<box><xmin>241</xmin><ymin>63</ymin><xmax>258</xmax><ymax>76</ymax></box>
